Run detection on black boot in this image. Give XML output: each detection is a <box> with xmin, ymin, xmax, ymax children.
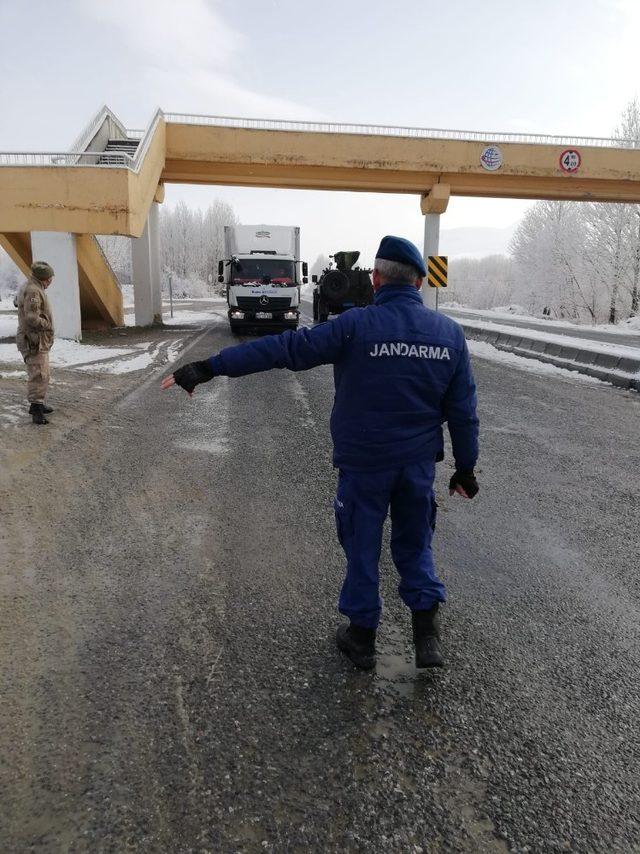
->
<box><xmin>412</xmin><ymin>605</ymin><xmax>444</xmax><ymax>668</ymax></box>
<box><xmin>29</xmin><ymin>402</ymin><xmax>53</xmax><ymax>414</ymax></box>
<box><xmin>336</xmin><ymin>623</ymin><xmax>376</xmax><ymax>670</ymax></box>
<box><xmin>31</xmin><ymin>403</ymin><xmax>49</xmax><ymax>425</ymax></box>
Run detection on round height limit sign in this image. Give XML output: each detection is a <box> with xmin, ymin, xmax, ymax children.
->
<box><xmin>560</xmin><ymin>149</ymin><xmax>581</xmax><ymax>173</ymax></box>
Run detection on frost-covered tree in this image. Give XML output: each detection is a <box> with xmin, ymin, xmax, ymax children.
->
<box><xmin>444</xmin><ymin>255</ymin><xmax>515</xmax><ymax>309</ymax></box>
<box><xmin>159</xmin><ymin>198</ymin><xmax>238</xmax><ymax>292</ymax></box>
<box><xmin>97</xmin><ymin>235</ymin><xmax>132</xmax><ymax>285</ymax></box>
<box><xmin>98</xmin><ymin>198</ymin><xmax>240</xmax><ymax>298</ymax></box>
<box><xmin>311</xmin><ymin>254</ymin><xmax>331</xmax><ymax>277</ymax></box>
<box><xmin>0</xmin><ymin>249</ymin><xmax>23</xmax><ymax>301</ymax></box>
<box><xmin>510</xmin><ymin>201</ymin><xmax>595</xmax><ymax>320</ymax></box>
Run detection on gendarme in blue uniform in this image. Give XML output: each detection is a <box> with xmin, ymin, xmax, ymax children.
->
<box><xmin>207</xmin><ymin>272</ymin><xmax>479</xmax><ymax>628</ymax></box>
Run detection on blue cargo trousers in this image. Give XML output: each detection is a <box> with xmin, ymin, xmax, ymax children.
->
<box><xmin>334</xmin><ymin>459</ymin><xmax>446</xmax><ymax>629</ymax></box>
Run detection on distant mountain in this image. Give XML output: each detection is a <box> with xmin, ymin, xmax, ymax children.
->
<box><xmin>440</xmin><ymin>225</ymin><xmax>516</xmax><ymax>259</ymax></box>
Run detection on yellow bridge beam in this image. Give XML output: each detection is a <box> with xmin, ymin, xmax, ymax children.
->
<box><xmin>3</xmin><ymin>117</ymin><xmax>640</xmax><ymax>240</ymax></box>
<box><xmin>162</xmin><ymin>123</ymin><xmax>640</xmax><ymax>205</ymax></box>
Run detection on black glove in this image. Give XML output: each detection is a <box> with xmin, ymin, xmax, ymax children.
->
<box><xmin>449</xmin><ymin>469</ymin><xmax>479</xmax><ymax>499</ymax></box>
<box><xmin>173</xmin><ymin>360</ymin><xmax>214</xmax><ymax>394</ymax></box>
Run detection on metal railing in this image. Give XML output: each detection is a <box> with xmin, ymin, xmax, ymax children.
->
<box><xmin>129</xmin><ymin>108</ymin><xmax>163</xmax><ymax>173</ymax></box>
<box><xmin>68</xmin><ymin>105</ymin><xmax>130</xmax><ymax>156</ymax></box>
<box><xmin>163</xmin><ymin>112</ymin><xmax>640</xmax><ymax>149</ymax></box>
<box><xmin>93</xmin><ymin>236</ymin><xmax>123</xmax><ymax>290</ymax></box>
<box><xmin>0</xmin><ymin>110</ymin><xmax>159</xmax><ymax>170</ymax></box>
<box><xmin>0</xmin><ymin>151</ymin><xmax>136</xmax><ymax>167</ymax></box>
<box><xmin>3</xmin><ymin>110</ymin><xmax>639</xmax><ymax>170</ymax></box>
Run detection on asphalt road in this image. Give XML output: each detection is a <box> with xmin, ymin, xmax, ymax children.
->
<box><xmin>1</xmin><ymin>313</ymin><xmax>639</xmax><ymax>852</ymax></box>
<box><xmin>441</xmin><ymin>306</ymin><xmax>640</xmax><ymax>349</ymax></box>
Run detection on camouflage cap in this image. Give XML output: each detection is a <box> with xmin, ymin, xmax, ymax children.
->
<box><xmin>31</xmin><ymin>261</ymin><xmax>55</xmax><ymax>281</ymax></box>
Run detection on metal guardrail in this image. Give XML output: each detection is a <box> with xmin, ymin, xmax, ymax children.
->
<box><xmin>163</xmin><ymin>112</ymin><xmax>640</xmax><ymax>150</ymax></box>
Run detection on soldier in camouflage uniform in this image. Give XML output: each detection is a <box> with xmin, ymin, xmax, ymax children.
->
<box><xmin>15</xmin><ymin>261</ymin><xmax>55</xmax><ymax>425</ymax></box>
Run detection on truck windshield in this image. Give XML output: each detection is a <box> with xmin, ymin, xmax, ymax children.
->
<box><xmin>232</xmin><ymin>259</ymin><xmax>295</xmax><ymax>285</ymax></box>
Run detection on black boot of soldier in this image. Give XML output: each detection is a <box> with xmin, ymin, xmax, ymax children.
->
<box><xmin>412</xmin><ymin>605</ymin><xmax>444</xmax><ymax>668</ymax></box>
<box><xmin>336</xmin><ymin>623</ymin><xmax>376</xmax><ymax>671</ymax></box>
<box><xmin>31</xmin><ymin>403</ymin><xmax>49</xmax><ymax>425</ymax></box>
<box><xmin>29</xmin><ymin>402</ymin><xmax>53</xmax><ymax>415</ymax></box>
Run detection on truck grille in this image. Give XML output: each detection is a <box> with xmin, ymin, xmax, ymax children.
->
<box><xmin>236</xmin><ymin>296</ymin><xmax>293</xmax><ymax>311</ymax></box>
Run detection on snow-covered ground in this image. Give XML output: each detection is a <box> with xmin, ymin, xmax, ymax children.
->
<box><xmin>0</xmin><ymin>337</ymin><xmax>187</xmax><ymax>376</ymax></box>
<box><xmin>0</xmin><ymin>312</ymin><xmax>17</xmax><ymax>339</ymax></box>
<box><xmin>124</xmin><ymin>308</ymin><xmax>226</xmax><ymax>327</ymax></box>
<box><xmin>444</xmin><ymin>303</ymin><xmax>640</xmax><ymax>335</ymax></box>
<box><xmin>2</xmin><ymin>301</ymin><xmax>226</xmax><ymax>338</ymax></box>
<box><xmin>0</xmin><ymin>303</ymin><xmax>224</xmax><ymax>376</ymax></box>
<box><xmin>459</xmin><ymin>318</ymin><xmax>640</xmax><ymax>363</ymax></box>
<box><xmin>467</xmin><ymin>340</ymin><xmax>608</xmax><ymax>387</ymax></box>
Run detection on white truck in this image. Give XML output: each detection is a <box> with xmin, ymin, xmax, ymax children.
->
<box><xmin>218</xmin><ymin>225</ymin><xmax>308</xmax><ymax>334</ymax></box>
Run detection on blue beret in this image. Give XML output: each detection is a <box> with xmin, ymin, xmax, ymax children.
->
<box><xmin>375</xmin><ymin>235</ymin><xmax>427</xmax><ymax>277</ymax></box>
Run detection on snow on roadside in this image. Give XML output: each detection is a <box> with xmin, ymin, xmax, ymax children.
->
<box><xmin>76</xmin><ymin>351</ymin><xmax>156</xmax><ymax>374</ymax></box>
<box><xmin>163</xmin><ymin>310</ymin><xmax>226</xmax><ymax>327</ymax></box>
<box><xmin>445</xmin><ymin>305</ymin><xmax>640</xmax><ymax>337</ymax></box>
<box><xmin>124</xmin><ymin>309</ymin><xmax>226</xmax><ymax>327</ymax></box>
<box><xmin>0</xmin><ymin>340</ymin><xmax>138</xmax><ymax>367</ymax></box>
<box><xmin>0</xmin><ymin>313</ymin><xmax>17</xmax><ymax>339</ymax></box>
<box><xmin>461</xmin><ymin>318</ymin><xmax>640</xmax><ymax>360</ymax></box>
<box><xmin>166</xmin><ymin>338</ymin><xmax>184</xmax><ymax>363</ymax></box>
<box><xmin>467</xmin><ymin>340</ymin><xmax>606</xmax><ymax>386</ymax></box>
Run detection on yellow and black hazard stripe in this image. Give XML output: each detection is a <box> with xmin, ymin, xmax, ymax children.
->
<box><xmin>427</xmin><ymin>255</ymin><xmax>448</xmax><ymax>288</ymax></box>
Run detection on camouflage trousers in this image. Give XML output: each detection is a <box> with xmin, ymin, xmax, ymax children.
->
<box><xmin>24</xmin><ymin>350</ymin><xmax>50</xmax><ymax>404</ymax></box>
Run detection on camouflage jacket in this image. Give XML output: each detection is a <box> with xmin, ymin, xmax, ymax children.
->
<box><xmin>15</xmin><ymin>277</ymin><xmax>54</xmax><ymax>355</ymax></box>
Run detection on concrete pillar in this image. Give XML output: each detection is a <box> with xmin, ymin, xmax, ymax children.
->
<box><xmin>149</xmin><ymin>202</ymin><xmax>163</xmax><ymax>322</ymax></box>
<box><xmin>31</xmin><ymin>231</ymin><xmax>82</xmax><ymax>340</ymax></box>
<box><xmin>131</xmin><ymin>203</ymin><xmax>162</xmax><ymax>326</ymax></box>
<box><xmin>422</xmin><ymin>213</ymin><xmax>440</xmax><ymax>310</ymax></box>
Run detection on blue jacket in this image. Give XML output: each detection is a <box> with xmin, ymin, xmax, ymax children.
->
<box><xmin>208</xmin><ymin>284</ymin><xmax>479</xmax><ymax>472</ymax></box>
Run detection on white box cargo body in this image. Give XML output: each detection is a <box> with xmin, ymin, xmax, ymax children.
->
<box><xmin>225</xmin><ymin>225</ymin><xmax>300</xmax><ymax>260</ymax></box>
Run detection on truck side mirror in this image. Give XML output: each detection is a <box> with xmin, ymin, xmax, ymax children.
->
<box><xmin>312</xmin><ymin>275</ymin><xmax>318</xmax><ymax>284</ymax></box>
<box><xmin>218</xmin><ymin>275</ymin><xmax>224</xmax><ymax>283</ymax></box>
<box><xmin>218</xmin><ymin>260</ymin><xmax>224</xmax><ymax>276</ymax></box>
<box><xmin>302</xmin><ymin>261</ymin><xmax>308</xmax><ymax>277</ymax></box>
<box><xmin>303</xmin><ymin>277</ymin><xmax>308</xmax><ymax>284</ymax></box>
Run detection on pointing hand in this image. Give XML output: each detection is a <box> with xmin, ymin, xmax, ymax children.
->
<box><xmin>161</xmin><ymin>360</ymin><xmax>215</xmax><ymax>395</ymax></box>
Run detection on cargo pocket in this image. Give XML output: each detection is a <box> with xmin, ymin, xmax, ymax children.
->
<box><xmin>430</xmin><ymin>496</ymin><xmax>438</xmax><ymax>533</ymax></box>
<box><xmin>333</xmin><ymin>496</ymin><xmax>354</xmax><ymax>547</ymax></box>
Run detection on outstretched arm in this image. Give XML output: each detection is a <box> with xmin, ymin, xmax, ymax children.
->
<box><xmin>162</xmin><ymin>312</ymin><xmax>357</xmax><ymax>394</ymax></box>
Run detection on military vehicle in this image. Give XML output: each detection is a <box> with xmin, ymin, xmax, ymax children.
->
<box><xmin>312</xmin><ymin>251</ymin><xmax>373</xmax><ymax>322</ymax></box>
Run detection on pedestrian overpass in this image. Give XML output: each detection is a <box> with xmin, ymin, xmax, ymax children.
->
<box><xmin>3</xmin><ymin>105</ymin><xmax>640</xmax><ymax>338</ymax></box>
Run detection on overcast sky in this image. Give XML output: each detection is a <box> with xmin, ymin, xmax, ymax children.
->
<box><xmin>1</xmin><ymin>0</ymin><xmax>639</xmax><ymax>265</ymax></box>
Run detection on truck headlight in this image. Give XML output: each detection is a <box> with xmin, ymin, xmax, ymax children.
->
<box><xmin>284</xmin><ymin>310</ymin><xmax>298</xmax><ymax>320</ymax></box>
<box><xmin>230</xmin><ymin>310</ymin><xmax>245</xmax><ymax>319</ymax></box>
